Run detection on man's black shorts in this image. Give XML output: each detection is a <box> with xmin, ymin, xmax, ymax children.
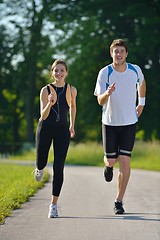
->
<box><xmin>102</xmin><ymin>123</ymin><xmax>136</xmax><ymax>159</ymax></box>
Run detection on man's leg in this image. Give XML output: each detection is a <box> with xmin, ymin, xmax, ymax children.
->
<box><xmin>113</xmin><ymin>155</ymin><xmax>130</xmax><ymax>214</ymax></box>
<box><xmin>114</xmin><ymin>124</ymin><xmax>136</xmax><ymax>214</ymax></box>
<box><xmin>102</xmin><ymin>124</ymin><xmax>118</xmax><ymax>182</ymax></box>
<box><xmin>103</xmin><ymin>156</ymin><xmax>117</xmax><ymax>182</ymax></box>
<box><xmin>116</xmin><ymin>124</ymin><xmax>136</xmax><ymax>201</ymax></box>
<box><xmin>116</xmin><ymin>155</ymin><xmax>131</xmax><ymax>201</ymax></box>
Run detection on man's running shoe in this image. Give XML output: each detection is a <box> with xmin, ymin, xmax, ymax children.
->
<box><xmin>48</xmin><ymin>204</ymin><xmax>58</xmax><ymax>218</ymax></box>
<box><xmin>104</xmin><ymin>166</ymin><xmax>113</xmax><ymax>182</ymax></box>
<box><xmin>114</xmin><ymin>201</ymin><xmax>125</xmax><ymax>214</ymax></box>
<box><xmin>34</xmin><ymin>168</ymin><xmax>44</xmax><ymax>182</ymax></box>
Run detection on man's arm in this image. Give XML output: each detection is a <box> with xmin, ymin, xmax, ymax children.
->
<box><xmin>97</xmin><ymin>83</ymin><xmax>116</xmax><ymax>106</ymax></box>
<box><xmin>137</xmin><ymin>79</ymin><xmax>146</xmax><ymax>117</ymax></box>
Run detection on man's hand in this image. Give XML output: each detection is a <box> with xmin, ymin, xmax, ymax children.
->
<box><xmin>97</xmin><ymin>83</ymin><xmax>116</xmax><ymax>106</ymax></box>
<box><xmin>106</xmin><ymin>83</ymin><xmax>116</xmax><ymax>96</ymax></box>
<box><xmin>136</xmin><ymin>105</ymin><xmax>144</xmax><ymax>117</ymax></box>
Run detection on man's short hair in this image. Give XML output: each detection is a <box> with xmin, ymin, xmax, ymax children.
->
<box><xmin>110</xmin><ymin>39</ymin><xmax>128</xmax><ymax>53</ymax></box>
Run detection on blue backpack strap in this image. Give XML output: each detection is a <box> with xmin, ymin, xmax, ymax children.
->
<box><xmin>106</xmin><ymin>64</ymin><xmax>113</xmax><ymax>89</ymax></box>
<box><xmin>128</xmin><ymin>63</ymin><xmax>139</xmax><ymax>83</ymax></box>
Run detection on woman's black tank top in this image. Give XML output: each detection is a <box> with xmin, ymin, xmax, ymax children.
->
<box><xmin>44</xmin><ymin>83</ymin><xmax>69</xmax><ymax>125</ymax></box>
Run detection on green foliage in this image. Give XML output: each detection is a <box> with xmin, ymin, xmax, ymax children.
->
<box><xmin>136</xmin><ymin>130</ymin><xmax>145</xmax><ymax>141</ymax></box>
<box><xmin>55</xmin><ymin>0</ymin><xmax>160</xmax><ymax>141</ymax></box>
<box><xmin>0</xmin><ymin>0</ymin><xmax>160</xmax><ymax>149</ymax></box>
<box><xmin>0</xmin><ymin>163</ymin><xmax>50</xmax><ymax>224</ymax></box>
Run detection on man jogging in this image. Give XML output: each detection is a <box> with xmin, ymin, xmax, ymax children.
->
<box><xmin>94</xmin><ymin>39</ymin><xmax>146</xmax><ymax>214</ymax></box>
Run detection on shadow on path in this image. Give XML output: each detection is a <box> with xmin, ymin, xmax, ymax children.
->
<box><xmin>57</xmin><ymin>212</ymin><xmax>160</xmax><ymax>222</ymax></box>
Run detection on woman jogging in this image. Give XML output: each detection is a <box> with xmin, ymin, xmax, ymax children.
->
<box><xmin>34</xmin><ymin>59</ymin><xmax>77</xmax><ymax>218</ymax></box>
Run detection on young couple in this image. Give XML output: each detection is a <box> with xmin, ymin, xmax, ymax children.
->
<box><xmin>34</xmin><ymin>39</ymin><xmax>146</xmax><ymax>218</ymax></box>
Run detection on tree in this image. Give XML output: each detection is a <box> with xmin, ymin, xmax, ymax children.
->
<box><xmin>0</xmin><ymin>0</ymin><xmax>160</xmax><ymax>150</ymax></box>
<box><xmin>0</xmin><ymin>0</ymin><xmax>56</xmax><ymax>144</ymax></box>
<box><xmin>52</xmin><ymin>0</ymin><xmax>160</xmax><ymax>140</ymax></box>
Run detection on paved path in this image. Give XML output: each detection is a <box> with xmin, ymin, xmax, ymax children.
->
<box><xmin>0</xmin><ymin>166</ymin><xmax>160</xmax><ymax>240</ymax></box>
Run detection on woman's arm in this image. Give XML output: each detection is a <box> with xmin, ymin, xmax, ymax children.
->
<box><xmin>69</xmin><ymin>86</ymin><xmax>77</xmax><ymax>138</ymax></box>
<box><xmin>39</xmin><ymin>87</ymin><xmax>56</xmax><ymax>120</ymax></box>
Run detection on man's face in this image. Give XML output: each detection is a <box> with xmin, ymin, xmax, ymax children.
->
<box><xmin>110</xmin><ymin>46</ymin><xmax>128</xmax><ymax>65</ymax></box>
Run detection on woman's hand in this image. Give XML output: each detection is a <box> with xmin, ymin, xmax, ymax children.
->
<box><xmin>69</xmin><ymin>126</ymin><xmax>75</xmax><ymax>138</ymax></box>
<box><xmin>48</xmin><ymin>93</ymin><xmax>55</xmax><ymax>106</ymax></box>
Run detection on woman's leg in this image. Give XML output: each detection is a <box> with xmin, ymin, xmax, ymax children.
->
<box><xmin>36</xmin><ymin>122</ymin><xmax>52</xmax><ymax>170</ymax></box>
<box><xmin>51</xmin><ymin>125</ymin><xmax>70</xmax><ymax>204</ymax></box>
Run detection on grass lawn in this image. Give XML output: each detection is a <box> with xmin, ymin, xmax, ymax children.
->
<box><xmin>8</xmin><ymin>140</ymin><xmax>160</xmax><ymax>171</ymax></box>
<box><xmin>131</xmin><ymin>141</ymin><xmax>160</xmax><ymax>170</ymax></box>
<box><xmin>0</xmin><ymin>163</ymin><xmax>49</xmax><ymax>224</ymax></box>
<box><xmin>66</xmin><ymin>141</ymin><xmax>160</xmax><ymax>171</ymax></box>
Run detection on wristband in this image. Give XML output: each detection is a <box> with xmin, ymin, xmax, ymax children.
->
<box><xmin>138</xmin><ymin>97</ymin><xmax>146</xmax><ymax>106</ymax></box>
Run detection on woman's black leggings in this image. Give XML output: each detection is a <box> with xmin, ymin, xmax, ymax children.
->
<box><xmin>36</xmin><ymin>121</ymin><xmax>70</xmax><ymax>196</ymax></box>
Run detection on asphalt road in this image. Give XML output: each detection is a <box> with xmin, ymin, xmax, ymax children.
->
<box><xmin>0</xmin><ymin>166</ymin><xmax>160</xmax><ymax>240</ymax></box>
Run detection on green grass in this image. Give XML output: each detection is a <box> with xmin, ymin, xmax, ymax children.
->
<box><xmin>8</xmin><ymin>140</ymin><xmax>160</xmax><ymax>171</ymax></box>
<box><xmin>1</xmin><ymin>140</ymin><xmax>159</xmax><ymax>224</ymax></box>
<box><xmin>0</xmin><ymin>163</ymin><xmax>50</xmax><ymax>224</ymax></box>
<box><xmin>66</xmin><ymin>142</ymin><xmax>104</xmax><ymax>166</ymax></box>
<box><xmin>131</xmin><ymin>141</ymin><xmax>160</xmax><ymax>170</ymax></box>
<box><xmin>66</xmin><ymin>141</ymin><xmax>160</xmax><ymax>171</ymax></box>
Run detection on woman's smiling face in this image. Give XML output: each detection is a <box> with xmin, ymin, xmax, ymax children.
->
<box><xmin>52</xmin><ymin>63</ymin><xmax>68</xmax><ymax>82</ymax></box>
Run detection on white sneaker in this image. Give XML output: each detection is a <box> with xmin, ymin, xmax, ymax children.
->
<box><xmin>34</xmin><ymin>168</ymin><xmax>44</xmax><ymax>182</ymax></box>
<box><xmin>48</xmin><ymin>204</ymin><xmax>58</xmax><ymax>218</ymax></box>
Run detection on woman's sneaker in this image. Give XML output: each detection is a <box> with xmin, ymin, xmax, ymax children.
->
<box><xmin>48</xmin><ymin>204</ymin><xmax>58</xmax><ymax>218</ymax></box>
<box><xmin>34</xmin><ymin>168</ymin><xmax>44</xmax><ymax>182</ymax></box>
<box><xmin>114</xmin><ymin>201</ymin><xmax>125</xmax><ymax>214</ymax></box>
<box><xmin>104</xmin><ymin>166</ymin><xmax>113</xmax><ymax>182</ymax></box>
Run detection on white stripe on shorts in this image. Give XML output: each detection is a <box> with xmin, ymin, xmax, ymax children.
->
<box><xmin>119</xmin><ymin>149</ymin><xmax>132</xmax><ymax>155</ymax></box>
